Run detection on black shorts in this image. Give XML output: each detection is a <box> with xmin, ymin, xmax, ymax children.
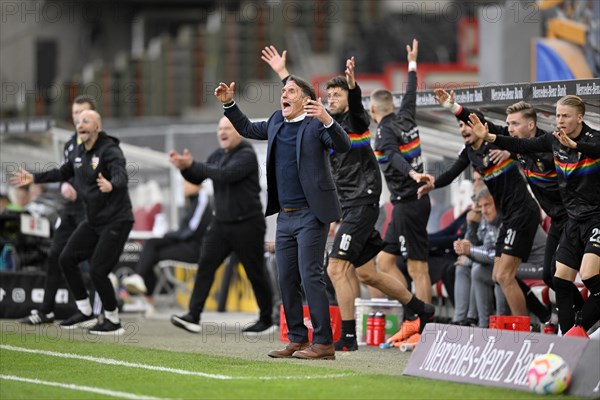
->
<box><xmin>383</xmin><ymin>195</ymin><xmax>430</xmax><ymax>261</ymax></box>
<box><xmin>330</xmin><ymin>204</ymin><xmax>384</xmax><ymax>267</ymax></box>
<box><xmin>495</xmin><ymin>209</ymin><xmax>539</xmax><ymax>262</ymax></box>
<box><xmin>556</xmin><ymin>217</ymin><xmax>600</xmax><ymax>271</ymax></box>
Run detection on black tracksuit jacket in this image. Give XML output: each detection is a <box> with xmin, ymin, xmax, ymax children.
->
<box><xmin>330</xmin><ymin>84</ymin><xmax>382</xmax><ymax>208</ymax></box>
<box><xmin>34</xmin><ymin>131</ymin><xmax>133</xmax><ymax>226</ymax></box>
<box><xmin>455</xmin><ymin>105</ymin><xmax>567</xmax><ymax>221</ymax></box>
<box><xmin>494</xmin><ymin>122</ymin><xmax>600</xmax><ymax>221</ymax></box>
<box><xmin>435</xmin><ymin>139</ymin><xmax>540</xmax><ymax>230</ymax></box>
<box><xmin>180</xmin><ymin>140</ymin><xmax>263</xmax><ymax>223</ymax></box>
<box><xmin>373</xmin><ymin>71</ymin><xmax>425</xmax><ymax>203</ymax></box>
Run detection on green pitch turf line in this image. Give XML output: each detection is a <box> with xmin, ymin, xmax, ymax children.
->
<box><xmin>1</xmin><ymin>327</ymin><xmax>586</xmax><ymax>400</ymax></box>
<box><xmin>1</xmin><ymin>344</ymin><xmax>353</xmax><ymax>380</ymax></box>
<box><xmin>1</xmin><ymin>374</ymin><xmax>170</xmax><ymax>400</ymax></box>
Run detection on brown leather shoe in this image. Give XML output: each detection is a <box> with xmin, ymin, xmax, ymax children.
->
<box><xmin>267</xmin><ymin>342</ymin><xmax>309</xmax><ymax>358</ymax></box>
<box><xmin>292</xmin><ymin>343</ymin><xmax>335</xmax><ymax>360</ymax></box>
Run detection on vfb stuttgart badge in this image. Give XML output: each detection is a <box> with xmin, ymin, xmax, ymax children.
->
<box><xmin>91</xmin><ymin>155</ymin><xmax>99</xmax><ymax>170</ymax></box>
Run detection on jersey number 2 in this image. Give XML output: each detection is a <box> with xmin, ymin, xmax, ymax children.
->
<box><xmin>590</xmin><ymin>228</ymin><xmax>600</xmax><ymax>244</ymax></box>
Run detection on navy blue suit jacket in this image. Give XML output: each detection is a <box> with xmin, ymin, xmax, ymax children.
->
<box><xmin>224</xmin><ymin>104</ymin><xmax>351</xmax><ymax>224</ymax></box>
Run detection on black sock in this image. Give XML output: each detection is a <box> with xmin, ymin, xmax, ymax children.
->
<box><xmin>406</xmin><ymin>296</ymin><xmax>427</xmax><ymax>315</ymax></box>
<box><xmin>341</xmin><ymin>320</ymin><xmax>356</xmax><ymax>339</ymax></box>
<box><xmin>517</xmin><ymin>278</ymin><xmax>550</xmax><ymax>323</ymax></box>
<box><xmin>581</xmin><ymin>275</ymin><xmax>600</xmax><ymax>331</ymax></box>
<box><xmin>553</xmin><ymin>276</ymin><xmax>578</xmax><ymax>333</ymax></box>
<box><xmin>572</xmin><ymin>283</ymin><xmax>584</xmax><ymax>311</ymax></box>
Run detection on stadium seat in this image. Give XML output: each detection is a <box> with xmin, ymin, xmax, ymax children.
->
<box><xmin>438</xmin><ymin>208</ymin><xmax>456</xmax><ymax>230</ymax></box>
<box><xmin>133</xmin><ymin>203</ymin><xmax>162</xmax><ymax>231</ymax></box>
<box><xmin>523</xmin><ymin>278</ymin><xmax>589</xmax><ymax>308</ymax></box>
<box><xmin>542</xmin><ymin>215</ymin><xmax>552</xmax><ymax>233</ymax></box>
<box><xmin>152</xmin><ymin>260</ymin><xmax>198</xmax><ymax>306</ymax></box>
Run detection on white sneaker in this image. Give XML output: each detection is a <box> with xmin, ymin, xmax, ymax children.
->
<box><xmin>144</xmin><ymin>302</ymin><xmax>156</xmax><ymax>318</ymax></box>
<box><xmin>122</xmin><ymin>274</ymin><xmax>147</xmax><ymax>295</ymax></box>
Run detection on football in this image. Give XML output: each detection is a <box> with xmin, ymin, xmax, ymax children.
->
<box><xmin>527</xmin><ymin>353</ymin><xmax>572</xmax><ymax>395</ymax></box>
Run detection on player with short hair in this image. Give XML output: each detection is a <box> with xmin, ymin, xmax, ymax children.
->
<box><xmin>370</xmin><ymin>40</ymin><xmax>436</xmax><ymax>344</ymax></box>
<box><xmin>467</xmin><ymin>95</ymin><xmax>600</xmax><ymax>333</ymax></box>
<box><xmin>419</xmin><ymin>100</ymin><xmax>541</xmax><ymax>318</ymax></box>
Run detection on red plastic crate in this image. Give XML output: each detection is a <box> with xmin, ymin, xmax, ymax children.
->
<box><xmin>489</xmin><ymin>316</ymin><xmax>530</xmax><ymax>331</ymax></box>
<box><xmin>279</xmin><ymin>304</ymin><xmax>341</xmax><ymax>342</ymax></box>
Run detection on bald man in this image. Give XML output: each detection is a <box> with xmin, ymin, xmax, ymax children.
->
<box><xmin>11</xmin><ymin>109</ymin><xmax>134</xmax><ymax>335</ymax></box>
<box><xmin>18</xmin><ymin>95</ymin><xmax>94</xmax><ymax>325</ymax></box>
<box><xmin>169</xmin><ymin>117</ymin><xmax>274</xmax><ymax>335</ymax></box>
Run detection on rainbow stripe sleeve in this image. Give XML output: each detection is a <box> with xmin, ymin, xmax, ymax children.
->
<box><xmin>523</xmin><ymin>168</ymin><xmax>557</xmax><ymax>184</ymax></box>
<box><xmin>348</xmin><ymin>131</ymin><xmax>371</xmax><ymax>149</ymax></box>
<box><xmin>555</xmin><ymin>157</ymin><xmax>600</xmax><ymax>177</ymax></box>
<box><xmin>482</xmin><ymin>159</ymin><xmax>517</xmax><ymax>181</ymax></box>
<box><xmin>399</xmin><ymin>137</ymin><xmax>421</xmax><ymax>159</ymax></box>
<box><xmin>374</xmin><ymin>150</ymin><xmax>388</xmax><ymax>163</ymax></box>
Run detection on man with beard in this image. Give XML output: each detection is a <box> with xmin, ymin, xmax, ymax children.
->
<box><xmin>418</xmin><ymin>108</ymin><xmax>541</xmax><ymax>319</ymax></box>
<box><xmin>434</xmin><ymin>89</ymin><xmax>577</xmax><ymax>331</ymax></box>
<box><xmin>467</xmin><ymin>95</ymin><xmax>600</xmax><ymax>334</ymax></box>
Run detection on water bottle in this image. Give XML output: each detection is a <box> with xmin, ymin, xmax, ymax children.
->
<box><xmin>373</xmin><ymin>312</ymin><xmax>386</xmax><ymax>346</ymax></box>
<box><xmin>366</xmin><ymin>313</ymin><xmax>375</xmax><ymax>346</ymax></box>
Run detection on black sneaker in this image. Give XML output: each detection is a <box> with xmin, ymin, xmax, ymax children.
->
<box><xmin>466</xmin><ymin>317</ymin><xmax>478</xmax><ymax>327</ymax></box>
<box><xmin>455</xmin><ymin>318</ymin><xmax>478</xmax><ymax>327</ymax></box>
<box><xmin>334</xmin><ymin>336</ymin><xmax>358</xmax><ymax>351</ymax></box>
<box><xmin>417</xmin><ymin>304</ymin><xmax>435</xmax><ymax>333</ymax></box>
<box><xmin>18</xmin><ymin>310</ymin><xmax>54</xmax><ymax>325</ymax></box>
<box><xmin>59</xmin><ymin>311</ymin><xmax>98</xmax><ymax>329</ymax></box>
<box><xmin>88</xmin><ymin>319</ymin><xmax>125</xmax><ymax>336</ymax></box>
<box><xmin>242</xmin><ymin>320</ymin><xmax>276</xmax><ymax>335</ymax></box>
<box><xmin>171</xmin><ymin>313</ymin><xmax>201</xmax><ymax>333</ymax></box>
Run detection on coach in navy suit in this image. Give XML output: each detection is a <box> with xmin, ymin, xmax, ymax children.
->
<box><xmin>215</xmin><ymin>76</ymin><xmax>350</xmax><ymax>360</ymax></box>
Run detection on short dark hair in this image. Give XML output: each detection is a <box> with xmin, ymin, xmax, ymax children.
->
<box><xmin>287</xmin><ymin>75</ymin><xmax>316</xmax><ymax>100</ymax></box>
<box><xmin>325</xmin><ymin>76</ymin><xmax>349</xmax><ymax>92</ymax></box>
<box><xmin>73</xmin><ymin>95</ymin><xmax>97</xmax><ymax>110</ymax></box>
<box><xmin>457</xmin><ymin>109</ymin><xmax>484</xmax><ymax>123</ymax></box>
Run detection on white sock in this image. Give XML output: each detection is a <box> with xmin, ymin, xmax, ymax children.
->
<box><xmin>76</xmin><ymin>299</ymin><xmax>92</xmax><ymax>316</ymax></box>
<box><xmin>104</xmin><ymin>309</ymin><xmax>119</xmax><ymax>324</ymax></box>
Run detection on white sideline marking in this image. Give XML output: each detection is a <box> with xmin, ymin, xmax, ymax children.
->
<box><xmin>0</xmin><ymin>374</ymin><xmax>170</xmax><ymax>400</ymax></box>
<box><xmin>1</xmin><ymin>345</ymin><xmax>354</xmax><ymax>380</ymax></box>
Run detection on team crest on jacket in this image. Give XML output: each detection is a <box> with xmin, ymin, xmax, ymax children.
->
<box><xmin>91</xmin><ymin>155</ymin><xmax>99</xmax><ymax>170</ymax></box>
<box><xmin>482</xmin><ymin>154</ymin><xmax>489</xmax><ymax>167</ymax></box>
<box><xmin>536</xmin><ymin>159</ymin><xmax>544</xmax><ymax>171</ymax></box>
